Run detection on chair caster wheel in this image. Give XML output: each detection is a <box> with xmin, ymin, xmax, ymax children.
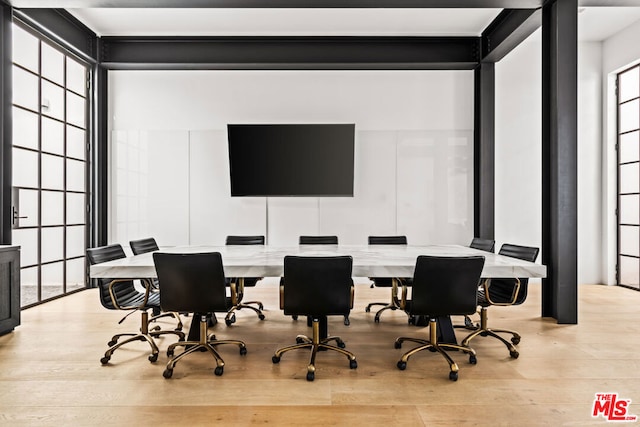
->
<box><xmin>510</xmin><ymin>350</ymin><xmax>519</xmax><ymax>359</ymax></box>
<box><xmin>292</xmin><ymin>315</ymin><xmax>298</xmax><ymax>320</ymax></box>
<box><xmin>107</xmin><ymin>340</ymin><xmax>117</xmax><ymax>347</ymax></box>
<box><xmin>397</xmin><ymin>360</ymin><xmax>407</xmax><ymax>370</ymax></box>
<box><xmin>306</xmin><ymin>371</ymin><xmax>315</xmax><ymax>381</ymax></box>
<box><xmin>394</xmin><ymin>341</ymin><xmax>402</xmax><ymax>349</ymax></box>
<box><xmin>296</xmin><ymin>337</ymin><xmax>305</xmax><ymax>344</ymax></box>
<box><xmin>148</xmin><ymin>353</ymin><xmax>158</xmax><ymax>363</ymax></box>
<box><xmin>151</xmin><ymin>325</ymin><xmax>161</xmax><ymax>332</ymax></box>
<box><xmin>374</xmin><ymin>317</ymin><xmax>380</xmax><ymax>324</ymax></box>
<box><xmin>258</xmin><ymin>314</ymin><xmax>266</xmax><ymax>321</ymax></box>
<box><xmin>272</xmin><ymin>355</ymin><xmax>280</xmax><ymax>363</ymax></box>
<box><xmin>344</xmin><ymin>317</ymin><xmax>350</xmax><ymax>326</ymax></box>
<box><xmin>174</xmin><ymin>327</ymin><xmax>183</xmax><ymax>333</ymax></box>
<box><xmin>163</xmin><ymin>369</ymin><xmax>173</xmax><ymax>379</ymax></box>
<box><xmin>469</xmin><ymin>354</ymin><xmax>477</xmax><ymax>365</ymax></box>
<box><xmin>214</xmin><ymin>366</ymin><xmax>224</xmax><ymax>376</ymax></box>
<box><xmin>349</xmin><ymin>359</ymin><xmax>358</xmax><ymax>369</ymax></box>
<box><xmin>449</xmin><ymin>371</ymin><xmax>458</xmax><ymax>381</ymax></box>
<box><xmin>239</xmin><ymin>346</ymin><xmax>247</xmax><ymax>356</ymax></box>
<box><xmin>100</xmin><ymin>356</ymin><xmax>110</xmax><ymax>365</ymax></box>
<box><xmin>511</xmin><ymin>337</ymin><xmax>521</xmax><ymax>345</ymax></box>
<box><xmin>337</xmin><ymin>340</ymin><xmax>346</xmax><ymax>349</ymax></box>
<box><xmin>365</xmin><ymin>306</ymin><xmax>371</xmax><ymax>313</ymax></box>
<box><xmin>225</xmin><ymin>314</ymin><xmax>236</xmax><ymax>326</ymax></box>
<box><xmin>258</xmin><ymin>303</ymin><xmax>264</xmax><ymax>310</ymax></box>
<box><xmin>167</xmin><ymin>349</ymin><xmax>174</xmax><ymax>357</ymax></box>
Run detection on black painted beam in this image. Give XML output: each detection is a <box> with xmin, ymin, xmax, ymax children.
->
<box><xmin>541</xmin><ymin>0</ymin><xmax>578</xmax><ymax>324</ymax></box>
<box><xmin>482</xmin><ymin>8</ymin><xmax>541</xmax><ymax>62</ymax></box>
<box><xmin>99</xmin><ymin>36</ymin><xmax>480</xmax><ymax>70</ymax></box>
<box><xmin>0</xmin><ymin>3</ymin><xmax>11</xmax><ymax>245</ymax></box>
<box><xmin>14</xmin><ymin>8</ymin><xmax>97</xmax><ymax>62</ymax></box>
<box><xmin>6</xmin><ymin>0</ymin><xmax>545</xmax><ymax>8</ymax></box>
<box><xmin>474</xmin><ymin>63</ymin><xmax>495</xmax><ymax>241</ymax></box>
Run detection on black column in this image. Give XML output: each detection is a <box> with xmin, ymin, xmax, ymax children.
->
<box><xmin>92</xmin><ymin>61</ymin><xmax>108</xmax><ymax>248</ymax></box>
<box><xmin>474</xmin><ymin>62</ymin><xmax>495</xmax><ymax>240</ymax></box>
<box><xmin>542</xmin><ymin>0</ymin><xmax>578</xmax><ymax>324</ymax></box>
<box><xmin>0</xmin><ymin>4</ymin><xmax>12</xmax><ymax>245</ymax></box>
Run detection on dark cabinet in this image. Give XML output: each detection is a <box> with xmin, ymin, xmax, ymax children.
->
<box><xmin>0</xmin><ymin>246</ymin><xmax>20</xmax><ymax>335</ymax></box>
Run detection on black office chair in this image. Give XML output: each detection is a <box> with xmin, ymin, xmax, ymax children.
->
<box><xmin>469</xmin><ymin>237</ymin><xmax>495</xmax><ymax>252</ymax></box>
<box><xmin>296</xmin><ymin>235</ymin><xmax>349</xmax><ymax>326</ymax></box>
<box><xmin>395</xmin><ymin>255</ymin><xmax>485</xmax><ymax>381</ymax></box>
<box><xmin>365</xmin><ymin>235</ymin><xmax>412</xmax><ymax>323</ymax></box>
<box><xmin>129</xmin><ymin>237</ymin><xmax>183</xmax><ymax>331</ymax></box>
<box><xmin>224</xmin><ymin>235</ymin><xmax>266</xmax><ymax>326</ymax></box>
<box><xmin>87</xmin><ymin>244</ymin><xmax>185</xmax><ymax>365</ymax></box>
<box><xmin>272</xmin><ymin>256</ymin><xmax>357</xmax><ymax>381</ymax></box>
<box><xmin>153</xmin><ymin>252</ymin><xmax>247</xmax><ymax>379</ymax></box>
<box><xmin>461</xmin><ymin>243</ymin><xmax>540</xmax><ymax>359</ymax></box>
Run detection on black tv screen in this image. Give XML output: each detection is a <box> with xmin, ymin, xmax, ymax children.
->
<box><xmin>227</xmin><ymin>124</ymin><xmax>355</xmax><ymax>197</ymax></box>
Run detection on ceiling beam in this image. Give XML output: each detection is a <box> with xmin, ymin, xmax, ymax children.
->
<box><xmin>99</xmin><ymin>36</ymin><xmax>480</xmax><ymax>70</ymax></box>
<box><xmin>7</xmin><ymin>0</ymin><xmax>546</xmax><ymax>8</ymax></box>
<box><xmin>482</xmin><ymin>8</ymin><xmax>541</xmax><ymax>62</ymax></box>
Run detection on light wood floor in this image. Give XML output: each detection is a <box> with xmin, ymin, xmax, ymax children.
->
<box><xmin>1</xmin><ymin>279</ymin><xmax>639</xmax><ymax>426</ymax></box>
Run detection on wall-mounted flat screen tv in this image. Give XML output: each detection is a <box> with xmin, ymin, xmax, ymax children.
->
<box><xmin>227</xmin><ymin>123</ymin><xmax>355</xmax><ymax>197</ymax></box>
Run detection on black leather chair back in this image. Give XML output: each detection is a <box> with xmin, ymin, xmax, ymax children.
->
<box><xmin>282</xmin><ymin>256</ymin><xmax>353</xmax><ymax>317</ymax></box>
<box><xmin>487</xmin><ymin>244</ymin><xmax>540</xmax><ymax>305</ymax></box>
<box><xmin>87</xmin><ymin>244</ymin><xmax>137</xmax><ymax>310</ymax></box>
<box><xmin>153</xmin><ymin>252</ymin><xmax>229</xmax><ymax>314</ymax></box>
<box><xmin>226</xmin><ymin>235</ymin><xmax>265</xmax><ymax>245</ymax></box>
<box><xmin>409</xmin><ymin>256</ymin><xmax>485</xmax><ymax>317</ymax></box>
<box><xmin>299</xmin><ymin>235</ymin><xmax>338</xmax><ymax>245</ymax></box>
<box><xmin>469</xmin><ymin>237</ymin><xmax>495</xmax><ymax>253</ymax></box>
<box><xmin>368</xmin><ymin>236</ymin><xmax>407</xmax><ymax>245</ymax></box>
<box><xmin>130</xmin><ymin>237</ymin><xmax>159</xmax><ymax>255</ymax></box>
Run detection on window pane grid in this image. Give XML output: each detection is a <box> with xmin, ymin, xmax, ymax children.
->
<box><xmin>11</xmin><ymin>22</ymin><xmax>89</xmax><ymax>305</ymax></box>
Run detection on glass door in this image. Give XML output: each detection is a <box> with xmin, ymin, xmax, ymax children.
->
<box><xmin>617</xmin><ymin>64</ymin><xmax>640</xmax><ymax>290</ymax></box>
<box><xmin>11</xmin><ymin>23</ymin><xmax>89</xmax><ymax>307</ymax></box>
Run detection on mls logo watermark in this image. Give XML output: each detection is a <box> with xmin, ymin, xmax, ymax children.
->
<box><xmin>592</xmin><ymin>393</ymin><xmax>638</xmax><ymax>422</ymax></box>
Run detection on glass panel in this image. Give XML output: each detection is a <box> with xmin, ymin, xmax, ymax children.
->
<box><xmin>41</xmin><ymin>262</ymin><xmax>64</xmax><ymax>300</ymax></box>
<box><xmin>13</xmin><ymin>66</ymin><xmax>39</xmax><ymax>111</ymax></box>
<box><xmin>12</xmin><ymin>25</ymin><xmax>39</xmax><ymax>72</ymax></box>
<box><xmin>12</xmin><ymin>107</ymin><xmax>38</xmax><ymax>150</ymax></box>
<box><xmin>41</xmin><ymin>154</ymin><xmax>64</xmax><ymax>190</ymax></box>
<box><xmin>41</xmin><ymin>43</ymin><xmax>64</xmax><ymax>86</ymax></box>
<box><xmin>12</xmin><ymin>148</ymin><xmax>39</xmax><ymax>189</ymax></box>
<box><xmin>620</xmin><ymin>163</ymin><xmax>639</xmax><ymax>194</ymax></box>
<box><xmin>12</xmin><ymin>228</ymin><xmax>38</xmax><ymax>267</ymax></box>
<box><xmin>66</xmin><ymin>225</ymin><xmax>85</xmax><ymax>258</ymax></box>
<box><xmin>41</xmin><ymin>80</ymin><xmax>64</xmax><ymax>121</ymax></box>
<box><xmin>20</xmin><ymin>267</ymin><xmax>39</xmax><ymax>307</ymax></box>
<box><xmin>41</xmin><ymin>116</ymin><xmax>64</xmax><ymax>155</ymax></box>
<box><xmin>67</xmin><ymin>126</ymin><xmax>86</xmax><ymax>160</ymax></box>
<box><xmin>620</xmin><ymin>131</ymin><xmax>640</xmax><ymax>164</ymax></box>
<box><xmin>66</xmin><ymin>159</ymin><xmax>85</xmax><ymax>192</ymax></box>
<box><xmin>620</xmin><ymin>256</ymin><xmax>640</xmax><ymax>288</ymax></box>
<box><xmin>15</xmin><ymin>189</ymin><xmax>39</xmax><ymax>228</ymax></box>
<box><xmin>620</xmin><ymin>67</ymin><xmax>640</xmax><ymax>104</ymax></box>
<box><xmin>41</xmin><ymin>227</ymin><xmax>63</xmax><ymax>263</ymax></box>
<box><xmin>620</xmin><ymin>99</ymin><xmax>640</xmax><ymax>134</ymax></box>
<box><xmin>66</xmin><ymin>56</ymin><xmax>86</xmax><ymax>95</ymax></box>
<box><xmin>620</xmin><ymin>195</ymin><xmax>639</xmax><ymax>225</ymax></box>
<box><xmin>66</xmin><ymin>193</ymin><xmax>85</xmax><ymax>225</ymax></box>
<box><xmin>41</xmin><ymin>191</ymin><xmax>64</xmax><ymax>226</ymax></box>
<box><xmin>66</xmin><ymin>258</ymin><xmax>86</xmax><ymax>292</ymax></box>
<box><xmin>620</xmin><ymin>225</ymin><xmax>640</xmax><ymax>257</ymax></box>
<box><xmin>66</xmin><ymin>91</ymin><xmax>86</xmax><ymax>129</ymax></box>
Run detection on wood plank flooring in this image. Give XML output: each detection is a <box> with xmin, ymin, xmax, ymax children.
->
<box><xmin>1</xmin><ymin>279</ymin><xmax>639</xmax><ymax>426</ymax></box>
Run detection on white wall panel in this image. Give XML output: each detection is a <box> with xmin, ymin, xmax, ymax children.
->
<box><xmin>267</xmin><ymin>198</ymin><xmax>319</xmax><ymax>246</ymax></box>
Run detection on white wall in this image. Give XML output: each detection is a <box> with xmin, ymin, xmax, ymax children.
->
<box><xmin>109</xmin><ymin>71</ymin><xmax>475</xmax><ymax>247</ymax></box>
<box><xmin>495</xmin><ymin>31</ymin><xmax>604</xmax><ymax>285</ymax></box>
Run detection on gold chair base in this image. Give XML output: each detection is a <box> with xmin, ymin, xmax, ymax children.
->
<box><xmin>366</xmin><ymin>278</ymin><xmax>403</xmax><ymax>323</ymax></box>
<box><xmin>100</xmin><ymin>310</ymin><xmax>186</xmax><ymax>365</ymax></box>
<box><xmin>395</xmin><ymin>319</ymin><xmax>477</xmax><ymax>381</ymax></box>
<box><xmin>149</xmin><ymin>311</ymin><xmax>184</xmax><ymax>331</ymax></box>
<box><xmin>272</xmin><ymin>318</ymin><xmax>357</xmax><ymax>381</ymax></box>
<box><xmin>163</xmin><ymin>315</ymin><xmax>247</xmax><ymax>378</ymax></box>
<box><xmin>460</xmin><ymin>307</ymin><xmax>521</xmax><ymax>358</ymax></box>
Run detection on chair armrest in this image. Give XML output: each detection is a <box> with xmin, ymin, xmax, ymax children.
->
<box><xmin>279</xmin><ymin>283</ymin><xmax>285</xmax><ymax>310</ymax></box>
<box><xmin>483</xmin><ymin>278</ymin><xmax>521</xmax><ymax>306</ymax></box>
<box><xmin>108</xmin><ymin>278</ymin><xmax>150</xmax><ymax>310</ymax></box>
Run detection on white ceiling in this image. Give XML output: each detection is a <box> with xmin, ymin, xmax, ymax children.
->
<box><xmin>66</xmin><ymin>7</ymin><xmax>640</xmax><ymax>42</ymax></box>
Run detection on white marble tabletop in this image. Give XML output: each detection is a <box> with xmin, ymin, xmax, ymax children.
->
<box><xmin>89</xmin><ymin>244</ymin><xmax>546</xmax><ymax>279</ymax></box>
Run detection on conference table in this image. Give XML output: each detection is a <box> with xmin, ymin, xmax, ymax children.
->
<box><xmin>89</xmin><ymin>244</ymin><xmax>546</xmax><ymax>342</ymax></box>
